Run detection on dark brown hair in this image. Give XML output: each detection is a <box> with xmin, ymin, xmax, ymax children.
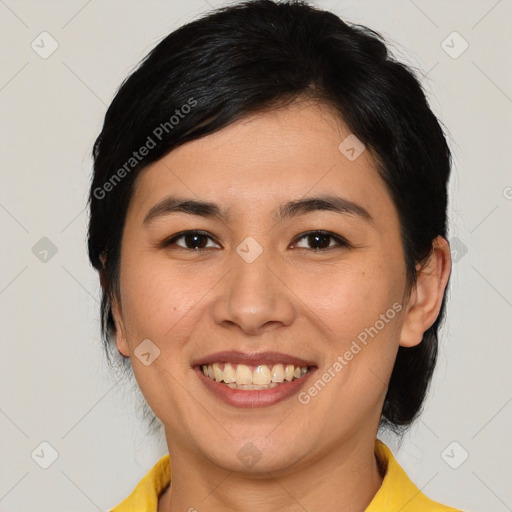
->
<box><xmin>88</xmin><ymin>0</ymin><xmax>451</xmax><ymax>432</ymax></box>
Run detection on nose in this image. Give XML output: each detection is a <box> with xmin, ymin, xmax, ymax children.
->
<box><xmin>211</xmin><ymin>248</ymin><xmax>296</xmax><ymax>336</ymax></box>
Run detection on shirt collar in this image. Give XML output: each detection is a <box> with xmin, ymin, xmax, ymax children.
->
<box><xmin>111</xmin><ymin>439</ymin><xmax>459</xmax><ymax>511</ymax></box>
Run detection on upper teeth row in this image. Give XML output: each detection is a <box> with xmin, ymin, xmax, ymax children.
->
<box><xmin>201</xmin><ymin>363</ymin><xmax>308</xmax><ymax>385</ymax></box>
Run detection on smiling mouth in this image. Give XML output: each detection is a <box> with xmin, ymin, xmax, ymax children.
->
<box><xmin>201</xmin><ymin>362</ymin><xmax>310</xmax><ymax>390</ymax></box>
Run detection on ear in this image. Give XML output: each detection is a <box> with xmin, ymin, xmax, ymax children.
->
<box><xmin>99</xmin><ymin>253</ymin><xmax>130</xmax><ymax>357</ymax></box>
<box><xmin>99</xmin><ymin>253</ymin><xmax>107</xmax><ymax>290</ymax></box>
<box><xmin>399</xmin><ymin>236</ymin><xmax>451</xmax><ymax>348</ymax></box>
<box><xmin>111</xmin><ymin>295</ymin><xmax>130</xmax><ymax>357</ymax></box>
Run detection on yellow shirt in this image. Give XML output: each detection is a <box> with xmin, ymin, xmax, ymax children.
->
<box><xmin>110</xmin><ymin>440</ymin><xmax>462</xmax><ymax>511</ymax></box>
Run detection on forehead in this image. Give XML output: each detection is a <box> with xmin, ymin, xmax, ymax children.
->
<box><xmin>128</xmin><ymin>100</ymin><xmax>394</xmax><ymax>222</ymax></box>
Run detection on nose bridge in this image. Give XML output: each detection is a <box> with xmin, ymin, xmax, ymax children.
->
<box><xmin>212</xmin><ymin>238</ymin><xmax>295</xmax><ymax>334</ymax></box>
<box><xmin>233</xmin><ymin>244</ymin><xmax>274</xmax><ymax>301</ymax></box>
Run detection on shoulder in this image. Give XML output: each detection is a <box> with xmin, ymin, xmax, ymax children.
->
<box><xmin>109</xmin><ymin>454</ymin><xmax>171</xmax><ymax>512</ymax></box>
<box><xmin>366</xmin><ymin>440</ymin><xmax>464</xmax><ymax>512</ymax></box>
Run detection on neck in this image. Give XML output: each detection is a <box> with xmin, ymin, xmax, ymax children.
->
<box><xmin>159</xmin><ymin>432</ymin><xmax>383</xmax><ymax>512</ymax></box>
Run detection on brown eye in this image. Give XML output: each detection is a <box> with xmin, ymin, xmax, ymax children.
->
<box><xmin>292</xmin><ymin>231</ymin><xmax>350</xmax><ymax>251</ymax></box>
<box><xmin>165</xmin><ymin>231</ymin><xmax>220</xmax><ymax>250</ymax></box>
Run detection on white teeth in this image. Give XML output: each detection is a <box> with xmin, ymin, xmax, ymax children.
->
<box><xmin>201</xmin><ymin>362</ymin><xmax>309</xmax><ymax>388</ymax></box>
<box><xmin>227</xmin><ymin>382</ymin><xmax>280</xmax><ymax>390</ymax></box>
<box><xmin>253</xmin><ymin>365</ymin><xmax>272</xmax><ymax>385</ymax></box>
<box><xmin>213</xmin><ymin>363</ymin><xmax>224</xmax><ymax>382</ymax></box>
<box><xmin>235</xmin><ymin>364</ymin><xmax>253</xmax><ymax>385</ymax></box>
<box><xmin>271</xmin><ymin>364</ymin><xmax>284</xmax><ymax>383</ymax></box>
<box><xmin>223</xmin><ymin>362</ymin><xmax>236</xmax><ymax>383</ymax></box>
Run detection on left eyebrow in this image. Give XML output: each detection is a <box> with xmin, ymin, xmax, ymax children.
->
<box><xmin>142</xmin><ymin>193</ymin><xmax>372</xmax><ymax>225</ymax></box>
<box><xmin>278</xmin><ymin>195</ymin><xmax>372</xmax><ymax>222</ymax></box>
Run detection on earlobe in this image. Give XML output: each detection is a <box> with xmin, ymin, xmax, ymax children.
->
<box><xmin>98</xmin><ymin>254</ymin><xmax>130</xmax><ymax>357</ymax></box>
<box><xmin>99</xmin><ymin>253</ymin><xmax>107</xmax><ymax>290</ymax></box>
<box><xmin>399</xmin><ymin>236</ymin><xmax>451</xmax><ymax>348</ymax></box>
<box><xmin>111</xmin><ymin>297</ymin><xmax>130</xmax><ymax>357</ymax></box>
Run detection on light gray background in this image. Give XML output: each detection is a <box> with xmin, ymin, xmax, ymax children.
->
<box><xmin>1</xmin><ymin>1</ymin><xmax>511</xmax><ymax>511</ymax></box>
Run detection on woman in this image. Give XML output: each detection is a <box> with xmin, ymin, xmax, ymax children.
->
<box><xmin>88</xmin><ymin>1</ymin><xmax>462</xmax><ymax>510</ymax></box>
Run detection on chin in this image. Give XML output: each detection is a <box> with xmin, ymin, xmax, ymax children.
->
<box><xmin>191</xmin><ymin>429</ymin><xmax>310</xmax><ymax>475</ymax></box>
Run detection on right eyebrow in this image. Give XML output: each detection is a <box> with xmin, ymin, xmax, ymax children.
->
<box><xmin>143</xmin><ymin>196</ymin><xmax>230</xmax><ymax>225</ymax></box>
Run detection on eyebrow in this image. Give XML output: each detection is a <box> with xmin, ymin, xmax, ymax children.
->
<box><xmin>142</xmin><ymin>194</ymin><xmax>372</xmax><ymax>225</ymax></box>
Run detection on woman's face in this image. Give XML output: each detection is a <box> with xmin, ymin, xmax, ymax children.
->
<box><xmin>113</xmin><ymin>100</ymin><xmax>411</xmax><ymax>473</ymax></box>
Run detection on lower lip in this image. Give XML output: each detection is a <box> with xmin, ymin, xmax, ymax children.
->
<box><xmin>195</xmin><ymin>367</ymin><xmax>316</xmax><ymax>408</ymax></box>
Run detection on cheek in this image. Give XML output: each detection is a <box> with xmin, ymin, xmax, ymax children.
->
<box><xmin>118</xmin><ymin>257</ymin><xmax>208</xmax><ymax>423</ymax></box>
<box><xmin>118</xmin><ymin>253</ymin><xmax>218</xmax><ymax>347</ymax></box>
<box><xmin>295</xmin><ymin>256</ymin><xmax>406</xmax><ymax>405</ymax></box>
<box><xmin>291</xmin><ymin>259</ymin><xmax>405</xmax><ymax>343</ymax></box>
<box><xmin>119</xmin><ymin>246</ymin><xmax>239</xmax><ymax>420</ymax></box>
<box><xmin>119</xmin><ymin>248</ymin><xmax>405</xmax><ymax>347</ymax></box>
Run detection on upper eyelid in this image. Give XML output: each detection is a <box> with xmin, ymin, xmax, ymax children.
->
<box><xmin>165</xmin><ymin>230</ymin><xmax>220</xmax><ymax>246</ymax></box>
<box><xmin>292</xmin><ymin>231</ymin><xmax>351</xmax><ymax>249</ymax></box>
<box><xmin>166</xmin><ymin>230</ymin><xmax>349</xmax><ymax>248</ymax></box>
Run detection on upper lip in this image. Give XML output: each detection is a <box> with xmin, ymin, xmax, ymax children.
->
<box><xmin>191</xmin><ymin>351</ymin><xmax>316</xmax><ymax>368</ymax></box>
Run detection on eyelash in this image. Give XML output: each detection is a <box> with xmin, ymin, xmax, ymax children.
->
<box><xmin>162</xmin><ymin>230</ymin><xmax>352</xmax><ymax>252</ymax></box>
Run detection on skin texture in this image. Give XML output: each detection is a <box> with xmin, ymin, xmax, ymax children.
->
<box><xmin>110</xmin><ymin>99</ymin><xmax>451</xmax><ymax>512</ymax></box>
